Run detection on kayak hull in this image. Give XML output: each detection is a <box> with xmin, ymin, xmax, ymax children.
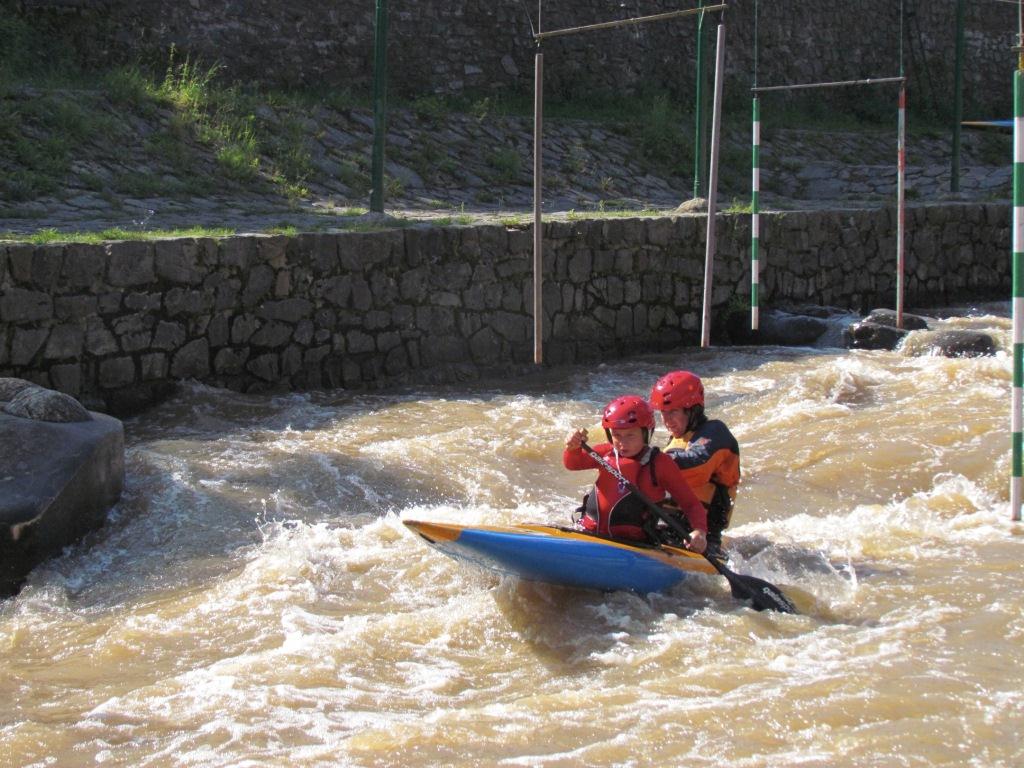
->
<box><xmin>404</xmin><ymin>519</ymin><xmax>716</xmax><ymax>594</ymax></box>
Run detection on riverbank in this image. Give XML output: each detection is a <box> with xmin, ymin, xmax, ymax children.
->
<box><xmin>0</xmin><ymin>79</ymin><xmax>1011</xmax><ymax>240</ymax></box>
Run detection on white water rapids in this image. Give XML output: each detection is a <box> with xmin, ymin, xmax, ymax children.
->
<box><xmin>2</xmin><ymin>304</ymin><xmax>1023</xmax><ymax>767</ymax></box>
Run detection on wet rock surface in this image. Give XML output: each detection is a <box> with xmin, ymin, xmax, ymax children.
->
<box><xmin>0</xmin><ymin>379</ymin><xmax>123</xmax><ymax>597</ymax></box>
<box><xmin>733</xmin><ymin>306</ymin><xmax>1000</xmax><ymax>358</ymax></box>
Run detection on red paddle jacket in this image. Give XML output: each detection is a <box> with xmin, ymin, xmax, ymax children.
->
<box><xmin>563</xmin><ymin>443</ymin><xmax>707</xmax><ymax>540</ymax></box>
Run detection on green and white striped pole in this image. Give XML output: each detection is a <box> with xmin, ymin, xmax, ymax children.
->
<box><xmin>1012</xmin><ymin>65</ymin><xmax>1023</xmax><ymax>521</ymax></box>
<box><xmin>751</xmin><ymin>96</ymin><xmax>760</xmax><ymax>330</ymax></box>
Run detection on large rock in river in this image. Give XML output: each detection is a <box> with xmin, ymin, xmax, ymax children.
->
<box><xmin>0</xmin><ymin>379</ymin><xmax>124</xmax><ymax>597</ymax></box>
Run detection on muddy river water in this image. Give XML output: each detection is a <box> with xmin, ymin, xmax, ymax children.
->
<box><xmin>3</xmin><ymin>305</ymin><xmax>1023</xmax><ymax>767</ymax></box>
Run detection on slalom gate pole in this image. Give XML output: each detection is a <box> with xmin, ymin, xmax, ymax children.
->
<box><xmin>1013</xmin><ymin>63</ymin><xmax>1023</xmax><ymax>521</ymax></box>
<box><xmin>533</xmin><ymin>49</ymin><xmax>544</xmax><ymax>365</ymax></box>
<box><xmin>700</xmin><ymin>22</ymin><xmax>726</xmax><ymax>348</ymax></box>
<box><xmin>369</xmin><ymin>0</ymin><xmax>389</xmax><ymax>213</ymax></box>
<box><xmin>896</xmin><ymin>84</ymin><xmax>906</xmax><ymax>329</ymax></box>
<box><xmin>751</xmin><ymin>96</ymin><xmax>760</xmax><ymax>330</ymax></box>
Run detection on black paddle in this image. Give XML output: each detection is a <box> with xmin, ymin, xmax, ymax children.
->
<box><xmin>579</xmin><ymin>441</ymin><xmax>797</xmax><ymax>613</ymax></box>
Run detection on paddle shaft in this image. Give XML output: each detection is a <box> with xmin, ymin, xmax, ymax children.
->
<box><xmin>578</xmin><ymin>441</ymin><xmax>797</xmax><ymax>613</ymax></box>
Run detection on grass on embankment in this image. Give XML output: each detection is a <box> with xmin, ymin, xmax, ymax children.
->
<box><xmin>0</xmin><ymin>5</ymin><xmax>954</xmax><ymax>233</ymax></box>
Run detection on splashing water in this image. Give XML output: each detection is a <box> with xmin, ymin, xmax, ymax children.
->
<box><xmin>3</xmin><ymin>307</ymin><xmax>1023</xmax><ymax>767</ymax></box>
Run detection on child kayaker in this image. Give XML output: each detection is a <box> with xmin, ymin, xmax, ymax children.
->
<box><xmin>649</xmin><ymin>370</ymin><xmax>740</xmax><ymax>557</ymax></box>
<box><xmin>563</xmin><ymin>394</ymin><xmax>708</xmax><ymax>552</ymax></box>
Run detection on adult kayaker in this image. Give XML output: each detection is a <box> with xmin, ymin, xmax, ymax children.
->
<box><xmin>564</xmin><ymin>394</ymin><xmax>708</xmax><ymax>553</ymax></box>
<box><xmin>649</xmin><ymin>370</ymin><xmax>740</xmax><ymax>556</ymax></box>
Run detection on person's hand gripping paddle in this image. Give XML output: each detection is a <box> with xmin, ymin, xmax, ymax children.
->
<box><xmin>579</xmin><ymin>441</ymin><xmax>797</xmax><ymax>613</ymax></box>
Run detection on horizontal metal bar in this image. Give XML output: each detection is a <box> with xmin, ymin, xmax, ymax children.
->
<box><xmin>752</xmin><ymin>76</ymin><xmax>906</xmax><ymax>94</ymax></box>
<box><xmin>535</xmin><ymin>4</ymin><xmax>726</xmax><ymax>41</ymax></box>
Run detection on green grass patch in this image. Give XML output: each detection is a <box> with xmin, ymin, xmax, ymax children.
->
<box><xmin>565</xmin><ymin>207</ymin><xmax>662</xmax><ymax>220</ymax></box>
<box><xmin>0</xmin><ymin>225</ymin><xmax>237</xmax><ymax>245</ymax></box>
<box><xmin>724</xmin><ymin>197</ymin><xmax>753</xmax><ymax>214</ymax></box>
<box><xmin>431</xmin><ymin>214</ymin><xmax>475</xmax><ymax>227</ymax></box>
<box><xmin>487</xmin><ymin>147</ymin><xmax>522</xmax><ymax>184</ymax></box>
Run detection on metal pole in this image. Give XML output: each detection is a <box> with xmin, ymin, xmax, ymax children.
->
<box><xmin>533</xmin><ymin>5</ymin><xmax>724</xmax><ymax>41</ymax></box>
<box><xmin>951</xmin><ymin>0</ymin><xmax>966</xmax><ymax>194</ymax></box>
<box><xmin>533</xmin><ymin>51</ymin><xmax>544</xmax><ymax>365</ymax></box>
<box><xmin>751</xmin><ymin>95</ymin><xmax>760</xmax><ymax>331</ymax></box>
<box><xmin>1012</xmin><ymin>33</ymin><xmax>1024</xmax><ymax>520</ymax></box>
<box><xmin>897</xmin><ymin>85</ymin><xmax>906</xmax><ymax>329</ymax></box>
<box><xmin>693</xmin><ymin>1</ymin><xmax>706</xmax><ymax>200</ymax></box>
<box><xmin>700</xmin><ymin>23</ymin><xmax>725</xmax><ymax>349</ymax></box>
<box><xmin>369</xmin><ymin>0</ymin><xmax>388</xmax><ymax>213</ymax></box>
<box><xmin>752</xmin><ymin>76</ymin><xmax>905</xmax><ymax>93</ymax></box>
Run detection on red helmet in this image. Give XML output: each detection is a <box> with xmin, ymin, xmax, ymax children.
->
<box><xmin>601</xmin><ymin>395</ymin><xmax>655</xmax><ymax>431</ymax></box>
<box><xmin>649</xmin><ymin>370</ymin><xmax>704</xmax><ymax>410</ymax></box>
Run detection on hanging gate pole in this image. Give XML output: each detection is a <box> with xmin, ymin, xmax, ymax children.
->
<box><xmin>533</xmin><ymin>50</ymin><xmax>544</xmax><ymax>364</ymax></box>
<box><xmin>700</xmin><ymin>22</ymin><xmax>726</xmax><ymax>348</ymax></box>
<box><xmin>1012</xmin><ymin>49</ymin><xmax>1024</xmax><ymax>521</ymax></box>
<box><xmin>752</xmin><ymin>76</ymin><xmax>905</xmax><ymax>331</ymax></box>
<box><xmin>897</xmin><ymin>84</ymin><xmax>906</xmax><ymax>329</ymax></box>
<box><xmin>529</xmin><ymin>3</ymin><xmax>727</xmax><ymax>364</ymax></box>
<box><xmin>370</xmin><ymin>0</ymin><xmax>388</xmax><ymax>213</ymax></box>
<box><xmin>751</xmin><ymin>96</ymin><xmax>760</xmax><ymax>330</ymax></box>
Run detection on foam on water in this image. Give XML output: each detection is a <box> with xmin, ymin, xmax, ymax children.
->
<box><xmin>5</xmin><ymin>312</ymin><xmax>1024</xmax><ymax>766</ymax></box>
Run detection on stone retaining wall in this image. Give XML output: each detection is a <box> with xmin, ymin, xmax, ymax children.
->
<box><xmin>0</xmin><ymin>204</ymin><xmax>1009</xmax><ymax>415</ymax></box>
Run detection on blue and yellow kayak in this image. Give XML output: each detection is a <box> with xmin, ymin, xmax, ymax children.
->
<box><xmin>404</xmin><ymin>519</ymin><xmax>717</xmax><ymax>594</ymax></box>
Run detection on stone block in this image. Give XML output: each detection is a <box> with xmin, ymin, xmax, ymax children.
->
<box><xmin>11</xmin><ymin>329</ymin><xmax>48</xmax><ymax>366</ymax></box>
<box><xmin>339</xmin><ymin>231</ymin><xmax>393</xmax><ymax>271</ymax></box>
<box><xmin>48</xmin><ymin>364</ymin><xmax>82</xmax><ymax>396</ymax></box>
<box><xmin>242</xmin><ymin>264</ymin><xmax>274</xmax><ymax>307</ymax></box>
<box><xmin>164</xmin><ymin>287</ymin><xmax>207</xmax><ymax>317</ymax></box>
<box><xmin>107</xmin><ymin>242</ymin><xmax>155</xmax><ymax>286</ymax></box>
<box><xmin>140</xmin><ymin>353</ymin><xmax>168</xmax><ymax>381</ymax></box>
<box><xmin>62</xmin><ymin>243</ymin><xmax>105</xmax><ymax>289</ymax></box>
<box><xmin>54</xmin><ymin>295</ymin><xmax>98</xmax><ymax>321</ymax></box>
<box><xmin>85</xmin><ymin>319</ymin><xmax>118</xmax><ymax>357</ymax></box>
<box><xmin>257</xmin><ymin>298</ymin><xmax>314</xmax><ymax>323</ymax></box>
<box><xmin>171</xmin><ymin>339</ymin><xmax>210</xmax><ymax>379</ymax></box>
<box><xmin>11</xmin><ymin>245</ymin><xmax>63</xmax><ymax>289</ymax></box>
<box><xmin>220</xmin><ymin>237</ymin><xmax>257</xmax><ymax>270</ymax></box>
<box><xmin>231</xmin><ymin>314</ymin><xmax>260</xmax><ymax>344</ymax></box>
<box><xmin>250</xmin><ymin>321</ymin><xmax>293</xmax><ymax>348</ymax></box>
<box><xmin>155</xmin><ymin>240</ymin><xmax>204</xmax><ymax>285</ymax></box>
<box><xmin>320</xmin><ymin>274</ymin><xmax>352</xmax><ymax>307</ymax></box>
<box><xmin>259</xmin><ymin>235</ymin><xmax>289</xmax><ymax>268</ymax></box>
<box><xmin>281</xmin><ymin>344</ymin><xmax>303</xmax><ymax>376</ymax></box>
<box><xmin>43</xmin><ymin>324</ymin><xmax>85</xmax><ymax>360</ymax></box>
<box><xmin>208</xmin><ymin>314</ymin><xmax>230</xmax><ymax>347</ymax></box>
<box><xmin>99</xmin><ymin>357</ymin><xmax>136</xmax><ymax>388</ymax></box>
<box><xmin>247</xmin><ymin>353</ymin><xmax>279</xmax><ymax>381</ymax></box>
<box><xmin>1</xmin><ymin>288</ymin><xmax>53</xmax><ymax>323</ymax></box>
<box><xmin>214</xmin><ymin>347</ymin><xmax>249</xmax><ymax>375</ymax></box>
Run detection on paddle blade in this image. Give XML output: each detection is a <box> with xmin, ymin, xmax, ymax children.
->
<box><xmin>705</xmin><ymin>554</ymin><xmax>798</xmax><ymax>614</ymax></box>
<box><xmin>722</xmin><ymin>570</ymin><xmax>798</xmax><ymax>614</ymax></box>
